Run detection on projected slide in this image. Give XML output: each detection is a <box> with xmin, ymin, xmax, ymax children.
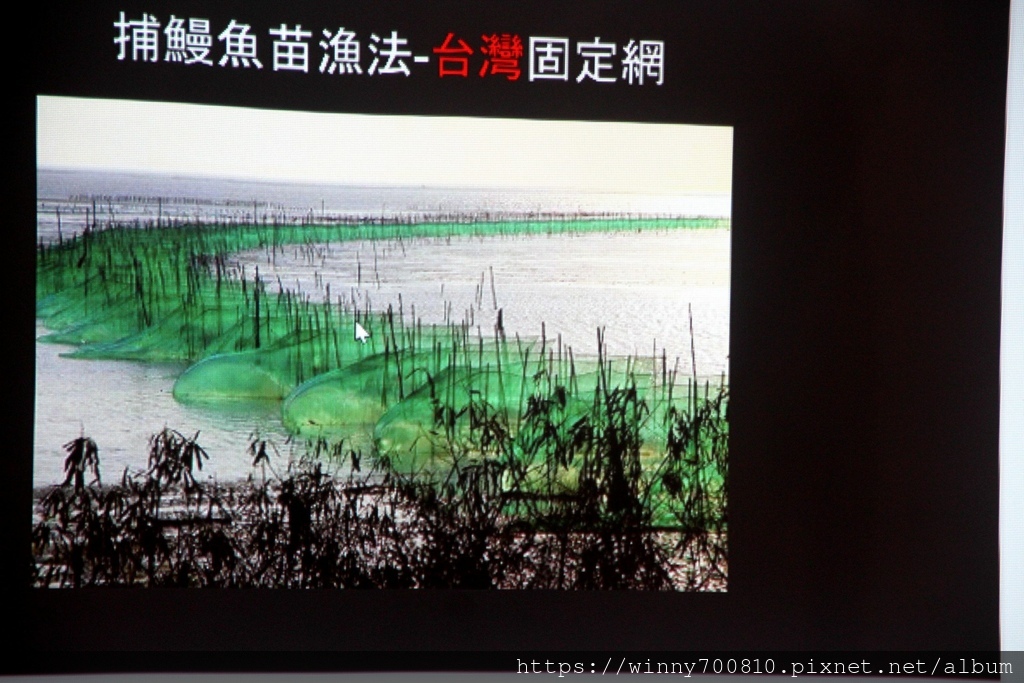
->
<box><xmin>34</xmin><ymin>95</ymin><xmax>731</xmax><ymax>590</ymax></box>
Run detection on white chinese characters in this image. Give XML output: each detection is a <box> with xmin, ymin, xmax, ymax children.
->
<box><xmin>622</xmin><ymin>39</ymin><xmax>665</xmax><ymax>86</ymax></box>
<box><xmin>113</xmin><ymin>13</ymin><xmax>665</xmax><ymax>85</ymax></box>
<box><xmin>114</xmin><ymin>12</ymin><xmax>160</xmax><ymax>62</ymax></box>
<box><xmin>219</xmin><ymin>20</ymin><xmax>262</xmax><ymax>69</ymax></box>
<box><xmin>269</xmin><ymin>24</ymin><xmax>313</xmax><ymax>72</ymax></box>
<box><xmin>320</xmin><ymin>27</ymin><xmax>362</xmax><ymax>75</ymax></box>
<box><xmin>164</xmin><ymin>17</ymin><xmax>213</xmax><ymax>65</ymax></box>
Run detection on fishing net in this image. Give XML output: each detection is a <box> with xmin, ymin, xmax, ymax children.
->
<box><xmin>281</xmin><ymin>351</ymin><xmax>426</xmax><ymax>437</ymax></box>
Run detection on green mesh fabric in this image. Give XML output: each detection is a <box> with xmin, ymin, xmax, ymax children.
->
<box><xmin>38</xmin><ymin>218</ymin><xmax>727</xmax><ymax>464</ymax></box>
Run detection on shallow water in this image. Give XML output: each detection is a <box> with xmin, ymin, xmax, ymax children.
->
<box><xmin>34</xmin><ymin>228</ymin><xmax>729</xmax><ymax>488</ymax></box>
<box><xmin>233</xmin><ymin>229</ymin><xmax>731</xmax><ymax>371</ymax></box>
<box><xmin>36</xmin><ymin>168</ymin><xmax>731</xmax><ymax>244</ymax></box>
<box><xmin>33</xmin><ymin>323</ymin><xmax>294</xmax><ymax>488</ymax></box>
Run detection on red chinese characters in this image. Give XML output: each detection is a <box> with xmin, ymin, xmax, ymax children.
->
<box><xmin>480</xmin><ymin>33</ymin><xmax>522</xmax><ymax>80</ymax></box>
<box><xmin>432</xmin><ymin>32</ymin><xmax>473</xmax><ymax>77</ymax></box>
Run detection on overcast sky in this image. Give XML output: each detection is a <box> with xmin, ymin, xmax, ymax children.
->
<box><xmin>37</xmin><ymin>95</ymin><xmax>732</xmax><ymax>195</ymax></box>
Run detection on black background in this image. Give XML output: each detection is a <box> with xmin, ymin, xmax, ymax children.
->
<box><xmin>4</xmin><ymin>0</ymin><xmax>1008</xmax><ymax>662</ymax></box>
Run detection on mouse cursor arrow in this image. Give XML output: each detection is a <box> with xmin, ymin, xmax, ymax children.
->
<box><xmin>354</xmin><ymin>322</ymin><xmax>370</xmax><ymax>344</ymax></box>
